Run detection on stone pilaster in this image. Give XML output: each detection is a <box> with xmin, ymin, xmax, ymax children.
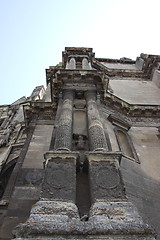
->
<box><xmin>54</xmin><ymin>90</ymin><xmax>74</xmax><ymax>151</ymax></box>
<box><xmin>85</xmin><ymin>91</ymin><xmax>108</xmax><ymax>151</ymax></box>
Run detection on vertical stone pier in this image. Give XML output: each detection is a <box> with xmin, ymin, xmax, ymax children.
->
<box><xmin>12</xmin><ymin>151</ymin><xmax>80</xmax><ymax>239</ymax></box>
<box><xmin>85</xmin><ymin>91</ymin><xmax>108</xmax><ymax>151</ymax></box>
<box><xmin>84</xmin><ymin>151</ymin><xmax>155</xmax><ymax>240</ymax></box>
<box><xmin>54</xmin><ymin>90</ymin><xmax>74</xmax><ymax>151</ymax></box>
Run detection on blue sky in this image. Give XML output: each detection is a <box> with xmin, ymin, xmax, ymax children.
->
<box><xmin>1</xmin><ymin>0</ymin><xmax>160</xmax><ymax>104</ymax></box>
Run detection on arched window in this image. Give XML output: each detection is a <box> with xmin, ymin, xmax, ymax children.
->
<box><xmin>0</xmin><ymin>158</ymin><xmax>17</xmax><ymax>199</ymax></box>
<box><xmin>115</xmin><ymin>127</ymin><xmax>140</xmax><ymax>163</ymax></box>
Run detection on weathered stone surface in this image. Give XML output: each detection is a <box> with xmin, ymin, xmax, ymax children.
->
<box><xmin>22</xmin><ymin>124</ymin><xmax>53</xmax><ymax>169</ymax></box>
<box><xmin>12</xmin><ymin>200</ymin><xmax>155</xmax><ymax>239</ymax></box>
<box><xmin>54</xmin><ymin>90</ymin><xmax>74</xmax><ymax>151</ymax></box>
<box><xmin>86</xmin><ymin>91</ymin><xmax>108</xmax><ymax>151</ymax></box>
<box><xmin>12</xmin><ymin>187</ymin><xmax>41</xmax><ymax>200</ymax></box>
<box><xmin>1</xmin><ymin>47</ymin><xmax>159</xmax><ymax>240</ymax></box>
<box><xmin>13</xmin><ymin>237</ymin><xmax>156</xmax><ymax>240</ymax></box>
<box><xmin>41</xmin><ymin>151</ymin><xmax>78</xmax><ymax>201</ymax></box>
<box><xmin>30</xmin><ymin>200</ymin><xmax>79</xmax><ymax>217</ymax></box>
<box><xmin>86</xmin><ymin>152</ymin><xmax>125</xmax><ymax>202</ymax></box>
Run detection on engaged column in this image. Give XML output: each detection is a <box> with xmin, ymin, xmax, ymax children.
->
<box><xmin>85</xmin><ymin>91</ymin><xmax>108</xmax><ymax>151</ymax></box>
<box><xmin>54</xmin><ymin>90</ymin><xmax>74</xmax><ymax>151</ymax></box>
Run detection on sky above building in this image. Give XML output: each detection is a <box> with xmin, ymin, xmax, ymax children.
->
<box><xmin>0</xmin><ymin>0</ymin><xmax>160</xmax><ymax>104</ymax></box>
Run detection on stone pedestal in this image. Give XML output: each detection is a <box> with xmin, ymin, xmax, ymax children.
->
<box><xmin>12</xmin><ymin>152</ymin><xmax>156</xmax><ymax>240</ymax></box>
<box><xmin>41</xmin><ymin>151</ymin><xmax>78</xmax><ymax>201</ymax></box>
<box><xmin>86</xmin><ymin>152</ymin><xmax>125</xmax><ymax>203</ymax></box>
<box><xmin>13</xmin><ymin>200</ymin><xmax>155</xmax><ymax>240</ymax></box>
<box><xmin>85</xmin><ymin>91</ymin><xmax>108</xmax><ymax>151</ymax></box>
<box><xmin>54</xmin><ymin>90</ymin><xmax>74</xmax><ymax>151</ymax></box>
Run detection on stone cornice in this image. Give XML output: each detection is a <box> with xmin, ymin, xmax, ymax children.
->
<box><xmin>49</xmin><ymin>69</ymin><xmax>107</xmax><ymax>103</ymax></box>
<box><xmin>104</xmin><ymin>92</ymin><xmax>160</xmax><ymax>117</ymax></box>
<box><xmin>96</xmin><ymin>57</ymin><xmax>135</xmax><ymax>64</ymax></box>
<box><xmin>93</xmin><ymin>59</ymin><xmax>148</xmax><ymax>78</ymax></box>
<box><xmin>94</xmin><ymin>54</ymin><xmax>160</xmax><ymax>79</ymax></box>
<box><xmin>23</xmin><ymin>101</ymin><xmax>56</xmax><ymax>126</ymax></box>
<box><xmin>107</xmin><ymin>114</ymin><xmax>131</xmax><ymax>130</ymax></box>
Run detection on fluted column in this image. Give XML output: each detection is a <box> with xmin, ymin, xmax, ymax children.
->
<box><xmin>86</xmin><ymin>91</ymin><xmax>108</xmax><ymax>151</ymax></box>
<box><xmin>54</xmin><ymin>90</ymin><xmax>74</xmax><ymax>151</ymax></box>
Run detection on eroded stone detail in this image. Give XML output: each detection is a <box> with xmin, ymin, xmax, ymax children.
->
<box><xmin>54</xmin><ymin>90</ymin><xmax>74</xmax><ymax>151</ymax></box>
<box><xmin>12</xmin><ymin>200</ymin><xmax>155</xmax><ymax>239</ymax></box>
<box><xmin>41</xmin><ymin>151</ymin><xmax>78</xmax><ymax>201</ymax></box>
<box><xmin>95</xmin><ymin>166</ymin><xmax>120</xmax><ymax>189</ymax></box>
<box><xmin>86</xmin><ymin>152</ymin><xmax>125</xmax><ymax>202</ymax></box>
<box><xmin>86</xmin><ymin>91</ymin><xmax>108</xmax><ymax>151</ymax></box>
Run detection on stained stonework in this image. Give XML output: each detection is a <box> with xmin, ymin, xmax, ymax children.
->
<box><xmin>0</xmin><ymin>48</ymin><xmax>160</xmax><ymax>239</ymax></box>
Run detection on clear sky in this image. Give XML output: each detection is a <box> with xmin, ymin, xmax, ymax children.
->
<box><xmin>1</xmin><ymin>0</ymin><xmax>160</xmax><ymax>104</ymax></box>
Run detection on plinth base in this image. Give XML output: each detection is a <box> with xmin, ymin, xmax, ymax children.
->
<box><xmin>12</xmin><ymin>200</ymin><xmax>155</xmax><ymax>240</ymax></box>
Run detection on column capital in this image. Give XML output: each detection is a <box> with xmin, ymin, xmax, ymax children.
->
<box><xmin>62</xmin><ymin>89</ymin><xmax>75</xmax><ymax>100</ymax></box>
<box><xmin>85</xmin><ymin>90</ymin><xmax>97</xmax><ymax>102</ymax></box>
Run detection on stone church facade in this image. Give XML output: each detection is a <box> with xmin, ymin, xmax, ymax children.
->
<box><xmin>0</xmin><ymin>47</ymin><xmax>160</xmax><ymax>239</ymax></box>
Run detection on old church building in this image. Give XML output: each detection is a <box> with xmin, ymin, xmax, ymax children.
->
<box><xmin>0</xmin><ymin>47</ymin><xmax>160</xmax><ymax>239</ymax></box>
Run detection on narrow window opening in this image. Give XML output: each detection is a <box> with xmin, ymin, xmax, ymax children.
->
<box><xmin>116</xmin><ymin>129</ymin><xmax>134</xmax><ymax>158</ymax></box>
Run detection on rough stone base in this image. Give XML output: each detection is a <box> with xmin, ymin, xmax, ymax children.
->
<box><xmin>12</xmin><ymin>200</ymin><xmax>155</xmax><ymax>239</ymax></box>
<box><xmin>13</xmin><ymin>237</ymin><xmax>156</xmax><ymax>240</ymax></box>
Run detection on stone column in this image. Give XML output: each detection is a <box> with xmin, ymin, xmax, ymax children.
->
<box><xmin>54</xmin><ymin>90</ymin><xmax>74</xmax><ymax>151</ymax></box>
<box><xmin>67</xmin><ymin>57</ymin><xmax>76</xmax><ymax>69</ymax></box>
<box><xmin>82</xmin><ymin>58</ymin><xmax>89</xmax><ymax>70</ymax></box>
<box><xmin>85</xmin><ymin>91</ymin><xmax>108</xmax><ymax>151</ymax></box>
